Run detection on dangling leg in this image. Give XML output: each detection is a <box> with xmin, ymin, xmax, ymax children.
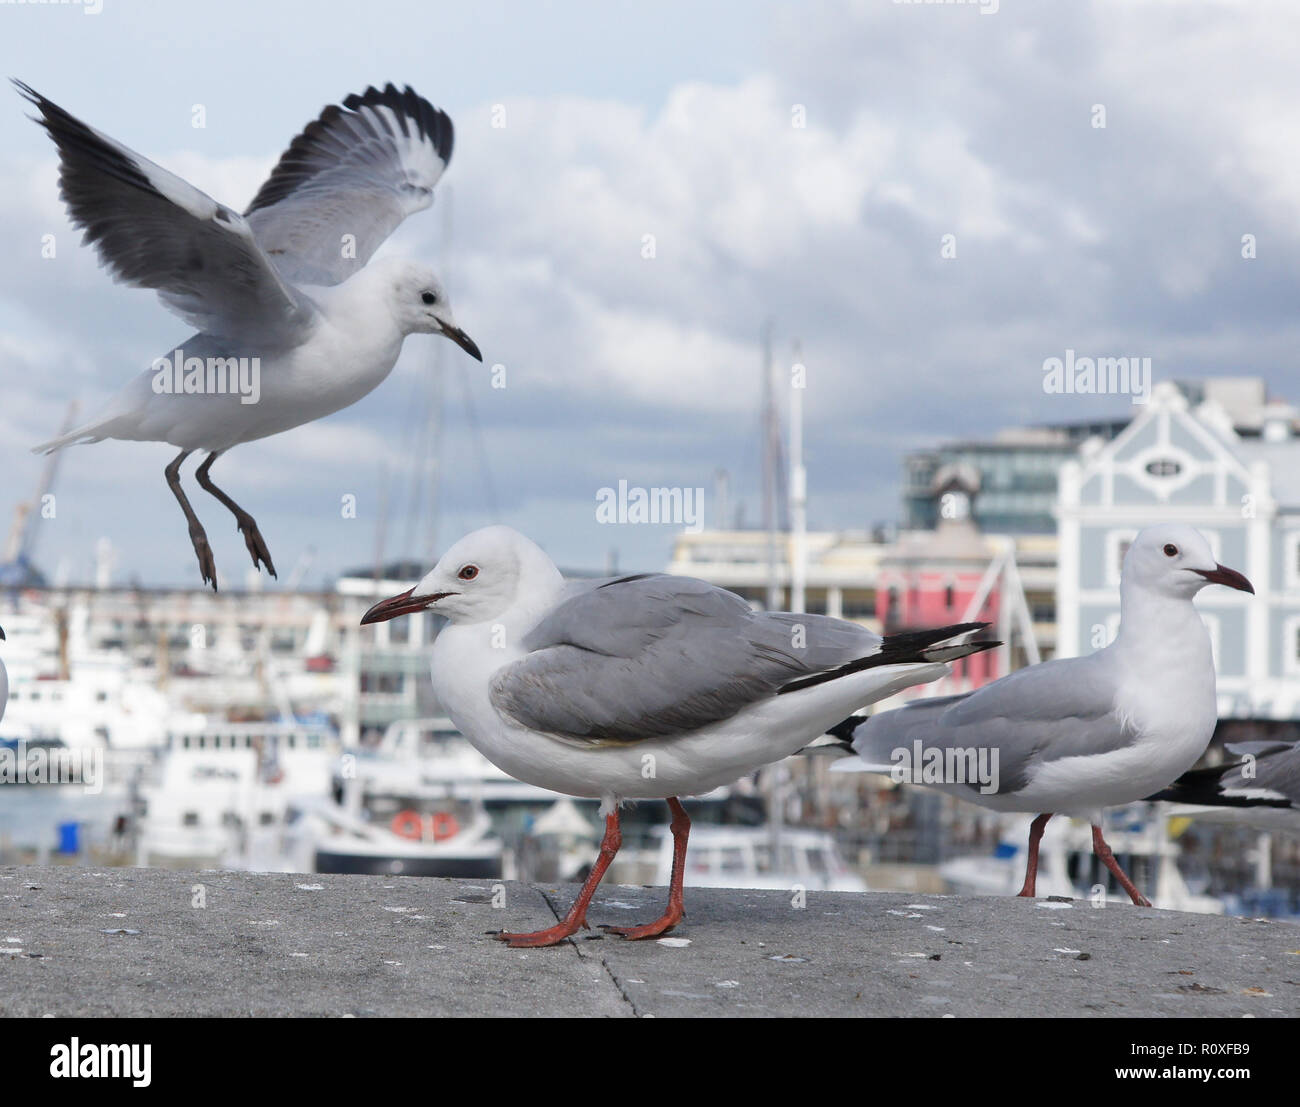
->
<box><xmin>602</xmin><ymin>797</ymin><xmax>691</xmax><ymax>940</ymax></box>
<box><xmin>1091</xmin><ymin>824</ymin><xmax>1152</xmax><ymax>907</ymax></box>
<box><xmin>195</xmin><ymin>451</ymin><xmax>277</xmax><ymax>577</ymax></box>
<box><xmin>1016</xmin><ymin>813</ymin><xmax>1053</xmax><ymax>898</ymax></box>
<box><xmin>496</xmin><ymin>809</ymin><xmax>622</xmax><ymax>948</ymax></box>
<box><xmin>165</xmin><ymin>449</ymin><xmax>217</xmax><ymax>591</ymax></box>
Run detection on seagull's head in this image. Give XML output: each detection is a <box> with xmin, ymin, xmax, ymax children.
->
<box><xmin>361</xmin><ymin>526</ymin><xmax>562</xmax><ymax>628</ymax></box>
<box><xmin>383</xmin><ymin>258</ymin><xmax>482</xmax><ymax>361</ymax></box>
<box><xmin>1123</xmin><ymin>524</ymin><xmax>1254</xmax><ymax>600</ymax></box>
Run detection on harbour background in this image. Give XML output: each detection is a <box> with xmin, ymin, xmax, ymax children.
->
<box><xmin>3</xmin><ymin>373</ymin><xmax>1299</xmax><ymax>919</ymax></box>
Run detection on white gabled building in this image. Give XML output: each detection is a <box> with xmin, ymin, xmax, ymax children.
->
<box><xmin>1056</xmin><ymin>378</ymin><xmax>1300</xmax><ymax>719</ymax></box>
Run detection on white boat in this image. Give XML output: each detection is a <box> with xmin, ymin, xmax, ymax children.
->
<box><xmin>135</xmin><ymin>718</ymin><xmax>339</xmax><ymax>869</ymax></box>
<box><xmin>336</xmin><ymin>716</ymin><xmax>563</xmax><ymax>807</ymax></box>
<box><xmin>640</xmin><ymin>825</ymin><xmax>867</xmax><ymax>892</ymax></box>
<box><xmin>295</xmin><ymin>796</ymin><xmax>504</xmax><ymax>878</ymax></box>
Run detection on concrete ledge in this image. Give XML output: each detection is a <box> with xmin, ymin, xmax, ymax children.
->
<box><xmin>1</xmin><ymin>867</ymin><xmax>1297</xmax><ymax>1017</ymax></box>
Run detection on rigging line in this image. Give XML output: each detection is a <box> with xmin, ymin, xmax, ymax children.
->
<box><xmin>457</xmin><ymin>367</ymin><xmax>499</xmax><ymax>521</ymax></box>
<box><xmin>399</xmin><ymin>371</ymin><xmax>432</xmax><ymax>563</ymax></box>
<box><xmin>393</xmin><ymin>346</ymin><xmax>431</xmax><ymax>563</ymax></box>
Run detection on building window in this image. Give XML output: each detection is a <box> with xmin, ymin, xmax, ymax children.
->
<box><xmin>1286</xmin><ymin>616</ymin><xmax>1300</xmax><ymax>677</ymax></box>
<box><xmin>1105</xmin><ymin>530</ymin><xmax>1138</xmax><ymax>587</ymax></box>
<box><xmin>1285</xmin><ymin>533</ymin><xmax>1300</xmax><ymax>593</ymax></box>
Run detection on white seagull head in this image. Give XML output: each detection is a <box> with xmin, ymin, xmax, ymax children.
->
<box><xmin>1122</xmin><ymin>524</ymin><xmax>1254</xmax><ymax>600</ymax></box>
<box><xmin>371</xmin><ymin>256</ymin><xmax>481</xmax><ymax>360</ymax></box>
<box><xmin>361</xmin><ymin>526</ymin><xmax>562</xmax><ymax>628</ymax></box>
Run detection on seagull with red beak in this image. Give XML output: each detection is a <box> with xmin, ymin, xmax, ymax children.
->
<box><xmin>362</xmin><ymin>525</ymin><xmax>996</xmax><ymax>947</ymax></box>
<box><xmin>829</xmin><ymin>524</ymin><xmax>1254</xmax><ymax>907</ymax></box>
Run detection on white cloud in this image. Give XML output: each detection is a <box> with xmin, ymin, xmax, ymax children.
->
<box><xmin>5</xmin><ymin>2</ymin><xmax>1300</xmax><ymax>584</ymax></box>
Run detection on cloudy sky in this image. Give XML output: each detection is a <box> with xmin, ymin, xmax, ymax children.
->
<box><xmin>2</xmin><ymin>0</ymin><xmax>1299</xmax><ymax>589</ymax></box>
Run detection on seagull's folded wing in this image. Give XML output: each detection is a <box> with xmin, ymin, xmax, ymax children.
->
<box><xmin>244</xmin><ymin>84</ymin><xmax>454</xmax><ymax>286</ymax></box>
<box><xmin>16</xmin><ymin>81</ymin><xmax>313</xmax><ymax>346</ymax></box>
<box><xmin>489</xmin><ymin>574</ymin><xmax>887</xmax><ymax>745</ymax></box>
<box><xmin>850</xmin><ymin>656</ymin><xmax>1132</xmax><ymax>795</ymax></box>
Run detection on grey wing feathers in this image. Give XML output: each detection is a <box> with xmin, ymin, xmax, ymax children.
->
<box><xmin>851</xmin><ymin>655</ymin><xmax>1129</xmax><ymax>795</ymax></box>
<box><xmin>16</xmin><ymin>81</ymin><xmax>311</xmax><ymax>345</ymax></box>
<box><xmin>489</xmin><ymin>574</ymin><xmax>881</xmax><ymax>745</ymax></box>
<box><xmin>244</xmin><ymin>84</ymin><xmax>453</xmax><ymax>286</ymax></box>
<box><xmin>1222</xmin><ymin>741</ymin><xmax>1300</xmax><ymax>805</ymax></box>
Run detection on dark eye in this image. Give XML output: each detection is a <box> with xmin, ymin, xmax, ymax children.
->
<box><xmin>422</xmin><ymin>291</ymin><xmax>437</xmax><ymax>305</ymax></box>
<box><xmin>458</xmin><ymin>564</ymin><xmax>479</xmax><ymax>581</ymax></box>
<box><xmin>1163</xmin><ymin>544</ymin><xmax>1178</xmax><ymax>557</ymax></box>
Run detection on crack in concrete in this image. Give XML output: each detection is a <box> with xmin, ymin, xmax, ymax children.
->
<box><xmin>535</xmin><ymin>883</ymin><xmax>641</xmax><ymax>1018</ymax></box>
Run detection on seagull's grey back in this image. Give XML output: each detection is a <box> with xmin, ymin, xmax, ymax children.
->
<box><xmin>851</xmin><ymin>652</ymin><xmax>1133</xmax><ymax>795</ymax></box>
<box><xmin>489</xmin><ymin>574</ymin><xmax>881</xmax><ymax>744</ymax></box>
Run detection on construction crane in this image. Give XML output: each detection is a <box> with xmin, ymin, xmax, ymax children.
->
<box><xmin>0</xmin><ymin>401</ymin><xmax>77</xmax><ymax>590</ymax></box>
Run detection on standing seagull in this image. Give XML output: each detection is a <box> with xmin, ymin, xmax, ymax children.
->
<box><xmin>830</xmin><ymin>525</ymin><xmax>1253</xmax><ymax>907</ymax></box>
<box><xmin>19</xmin><ymin>81</ymin><xmax>482</xmax><ymax>589</ymax></box>
<box><xmin>361</xmin><ymin>525</ymin><xmax>995</xmax><ymax>947</ymax></box>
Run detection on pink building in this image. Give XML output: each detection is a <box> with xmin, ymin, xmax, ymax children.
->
<box><xmin>875</xmin><ymin>464</ymin><xmax>1002</xmax><ymax>688</ymax></box>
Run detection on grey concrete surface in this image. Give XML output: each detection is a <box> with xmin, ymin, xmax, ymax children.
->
<box><xmin>1</xmin><ymin>866</ymin><xmax>1297</xmax><ymax>1017</ymax></box>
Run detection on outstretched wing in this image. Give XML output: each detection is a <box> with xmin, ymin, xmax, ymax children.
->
<box><xmin>244</xmin><ymin>84</ymin><xmax>454</xmax><ymax>286</ymax></box>
<box><xmin>17</xmin><ymin>81</ymin><xmax>312</xmax><ymax>346</ymax></box>
<box><xmin>489</xmin><ymin>574</ymin><xmax>883</xmax><ymax>745</ymax></box>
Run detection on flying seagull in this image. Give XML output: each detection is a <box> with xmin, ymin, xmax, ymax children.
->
<box><xmin>18</xmin><ymin>81</ymin><xmax>482</xmax><ymax>589</ymax></box>
<box><xmin>360</xmin><ymin>525</ymin><xmax>995</xmax><ymax>947</ymax></box>
<box><xmin>829</xmin><ymin>525</ymin><xmax>1254</xmax><ymax>907</ymax></box>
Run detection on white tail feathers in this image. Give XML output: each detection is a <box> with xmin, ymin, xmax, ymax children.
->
<box><xmin>32</xmin><ymin>419</ymin><xmax>113</xmax><ymax>454</ymax></box>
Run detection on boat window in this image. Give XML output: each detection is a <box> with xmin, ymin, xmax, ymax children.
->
<box><xmin>183</xmin><ymin>812</ymin><xmax>200</xmax><ymax>827</ymax></box>
<box><xmin>720</xmin><ymin>847</ymin><xmax>747</xmax><ymax>874</ymax></box>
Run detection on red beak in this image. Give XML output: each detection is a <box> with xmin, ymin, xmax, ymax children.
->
<box><xmin>1192</xmin><ymin>564</ymin><xmax>1254</xmax><ymax>594</ymax></box>
<box><xmin>360</xmin><ymin>588</ymin><xmax>451</xmax><ymax>625</ymax></box>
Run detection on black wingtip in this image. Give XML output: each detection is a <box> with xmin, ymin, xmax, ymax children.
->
<box><xmin>246</xmin><ymin>83</ymin><xmax>454</xmax><ymax>218</ymax></box>
<box><xmin>778</xmin><ymin>622</ymin><xmax>995</xmax><ymax>695</ymax></box>
<box><xmin>826</xmin><ymin>715</ymin><xmax>864</xmax><ymax>743</ymax></box>
<box><xmin>341</xmin><ymin>83</ymin><xmax>454</xmax><ymax>164</ymax></box>
<box><xmin>1147</xmin><ymin>762</ymin><xmax>1292</xmax><ymax>809</ymax></box>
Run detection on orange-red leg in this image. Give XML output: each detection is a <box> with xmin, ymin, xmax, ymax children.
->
<box><xmin>602</xmin><ymin>797</ymin><xmax>691</xmax><ymax>940</ymax></box>
<box><xmin>496</xmin><ymin>810</ymin><xmax>622</xmax><ymax>948</ymax></box>
<box><xmin>1091</xmin><ymin>824</ymin><xmax>1152</xmax><ymax>907</ymax></box>
<box><xmin>1016</xmin><ymin>813</ymin><xmax>1053</xmax><ymax>897</ymax></box>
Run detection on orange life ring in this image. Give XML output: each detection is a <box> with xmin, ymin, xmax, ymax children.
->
<box><xmin>429</xmin><ymin>812</ymin><xmax>460</xmax><ymax>842</ymax></box>
<box><xmin>391</xmin><ymin>810</ymin><xmax>424</xmax><ymax>840</ymax></box>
